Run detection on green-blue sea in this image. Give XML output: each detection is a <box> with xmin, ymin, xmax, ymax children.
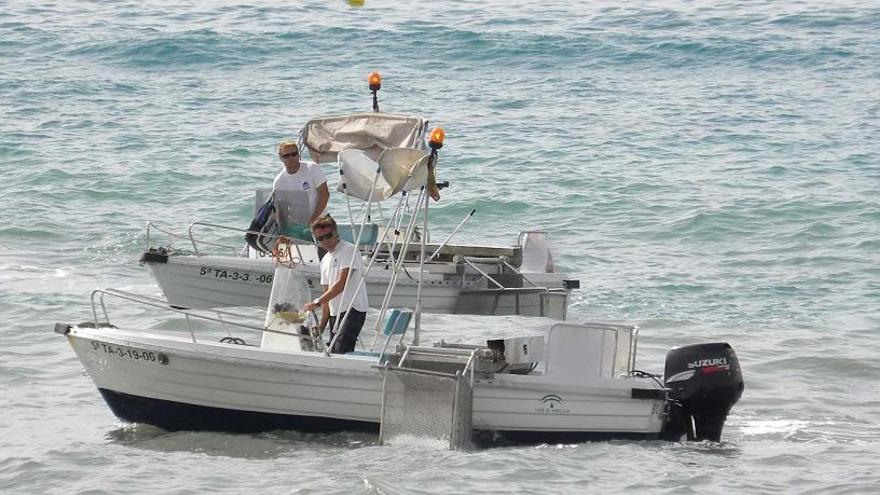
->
<box><xmin>2</xmin><ymin>1</ymin><xmax>879</xmax><ymax>493</ymax></box>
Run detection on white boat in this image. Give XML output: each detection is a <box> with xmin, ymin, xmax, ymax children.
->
<box><xmin>141</xmin><ymin>228</ymin><xmax>577</xmax><ymax>318</ymax></box>
<box><xmin>56</xmin><ymin>288</ymin><xmax>743</xmax><ymax>446</ymax></box>
<box><xmin>140</xmin><ymin>90</ymin><xmax>578</xmax><ymax>318</ymax></box>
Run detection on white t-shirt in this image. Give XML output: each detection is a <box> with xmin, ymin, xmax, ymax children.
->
<box><xmin>272</xmin><ymin>162</ymin><xmax>328</xmax><ymax>226</ymax></box>
<box><xmin>320</xmin><ymin>240</ymin><xmax>369</xmax><ymax>316</ymax></box>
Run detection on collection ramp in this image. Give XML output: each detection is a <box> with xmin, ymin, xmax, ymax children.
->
<box><xmin>378</xmin><ymin>345</ymin><xmax>478</xmax><ymax>450</ymax></box>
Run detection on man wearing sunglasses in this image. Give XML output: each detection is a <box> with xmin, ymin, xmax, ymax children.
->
<box><xmin>272</xmin><ymin>140</ymin><xmax>330</xmax><ymax>243</ymax></box>
<box><xmin>303</xmin><ymin>216</ymin><xmax>368</xmax><ymax>353</ymax></box>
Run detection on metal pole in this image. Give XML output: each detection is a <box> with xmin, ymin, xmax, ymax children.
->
<box><xmin>413</xmin><ymin>181</ymin><xmax>429</xmax><ymax>346</ymax></box>
<box><xmin>427</xmin><ymin>209</ymin><xmax>476</xmax><ymax>262</ymax></box>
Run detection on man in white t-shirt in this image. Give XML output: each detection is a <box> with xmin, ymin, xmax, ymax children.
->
<box><xmin>303</xmin><ymin>215</ymin><xmax>369</xmax><ymax>353</ymax></box>
<box><xmin>272</xmin><ymin>140</ymin><xmax>329</xmax><ymax>242</ymax></box>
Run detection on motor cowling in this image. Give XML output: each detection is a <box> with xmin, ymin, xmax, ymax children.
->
<box><xmin>661</xmin><ymin>342</ymin><xmax>744</xmax><ymax>442</ymax></box>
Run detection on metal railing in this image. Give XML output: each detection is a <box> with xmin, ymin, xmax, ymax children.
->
<box><xmin>395</xmin><ymin>345</ymin><xmax>480</xmax><ymax>386</ymax></box>
<box><xmin>88</xmin><ymin>288</ymin><xmax>298</xmax><ymax>344</ymax></box>
<box><xmin>144</xmin><ymin>220</ymin><xmax>305</xmax><ymax>259</ymax></box>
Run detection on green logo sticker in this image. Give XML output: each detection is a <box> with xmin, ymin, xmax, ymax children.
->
<box><xmin>537</xmin><ymin>394</ymin><xmax>570</xmax><ymax>414</ymax></box>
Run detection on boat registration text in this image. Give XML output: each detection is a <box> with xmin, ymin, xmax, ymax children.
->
<box><xmin>91</xmin><ymin>341</ymin><xmax>158</xmax><ymax>362</ymax></box>
<box><xmin>198</xmin><ymin>266</ymin><xmax>273</xmax><ymax>284</ymax></box>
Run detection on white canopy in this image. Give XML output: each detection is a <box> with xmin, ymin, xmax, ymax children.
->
<box><xmin>379</xmin><ymin>148</ymin><xmax>430</xmax><ymax>195</ymax></box>
<box><xmin>337</xmin><ymin>147</ymin><xmax>430</xmax><ymax>202</ymax></box>
<box><xmin>302</xmin><ymin>113</ymin><xmax>428</xmax><ymax>164</ymax></box>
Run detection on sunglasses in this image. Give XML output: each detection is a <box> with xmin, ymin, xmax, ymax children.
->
<box><xmin>315</xmin><ymin>232</ymin><xmax>335</xmax><ymax>242</ymax></box>
<box><xmin>280</xmin><ymin>150</ymin><xmax>299</xmax><ymax>159</ymax></box>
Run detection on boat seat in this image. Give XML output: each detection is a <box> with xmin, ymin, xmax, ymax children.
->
<box><xmin>347</xmin><ymin>308</ymin><xmax>412</xmax><ymax>360</ymax></box>
<box><xmin>338</xmin><ymin>223</ymin><xmax>379</xmax><ymax>246</ymax></box>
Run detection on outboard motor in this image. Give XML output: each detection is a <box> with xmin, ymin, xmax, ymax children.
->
<box><xmin>661</xmin><ymin>343</ymin><xmax>744</xmax><ymax>442</ymax></box>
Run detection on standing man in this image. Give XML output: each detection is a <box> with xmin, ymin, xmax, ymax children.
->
<box><xmin>303</xmin><ymin>216</ymin><xmax>369</xmax><ymax>353</ymax></box>
<box><xmin>273</xmin><ymin>140</ymin><xmax>330</xmax><ymax>242</ymax></box>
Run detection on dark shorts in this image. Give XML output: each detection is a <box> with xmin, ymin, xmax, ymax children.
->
<box><xmin>328</xmin><ymin>309</ymin><xmax>367</xmax><ymax>354</ymax></box>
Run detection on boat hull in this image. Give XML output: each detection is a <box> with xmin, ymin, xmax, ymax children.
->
<box><xmin>142</xmin><ymin>251</ymin><xmax>570</xmax><ymax>318</ymax></box>
<box><xmin>64</xmin><ymin>326</ymin><xmax>666</xmax><ymax>442</ymax></box>
<box><xmin>98</xmin><ymin>388</ymin><xmax>377</xmax><ymax>433</ymax></box>
<box><xmin>97</xmin><ymin>389</ymin><xmax>661</xmax><ymax>443</ymax></box>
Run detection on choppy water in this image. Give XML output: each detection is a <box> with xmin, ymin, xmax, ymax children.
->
<box><xmin>2</xmin><ymin>0</ymin><xmax>880</xmax><ymax>493</ymax></box>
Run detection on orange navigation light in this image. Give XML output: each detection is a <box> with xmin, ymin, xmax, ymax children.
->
<box><xmin>429</xmin><ymin>127</ymin><xmax>445</xmax><ymax>149</ymax></box>
<box><xmin>368</xmin><ymin>72</ymin><xmax>382</xmax><ymax>91</ymax></box>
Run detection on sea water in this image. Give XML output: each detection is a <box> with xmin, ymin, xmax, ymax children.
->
<box><xmin>1</xmin><ymin>1</ymin><xmax>879</xmax><ymax>493</ymax></box>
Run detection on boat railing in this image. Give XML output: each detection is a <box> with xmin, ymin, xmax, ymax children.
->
<box><xmin>88</xmin><ymin>288</ymin><xmax>293</xmax><ymax>344</ymax></box>
<box><xmin>186</xmin><ymin>222</ymin><xmax>254</xmax><ymax>257</ymax></box>
<box><xmin>145</xmin><ymin>221</ymin><xmax>195</xmax><ymax>251</ymax></box>
<box><xmin>599</xmin><ymin>322</ymin><xmax>639</xmax><ymax>378</ymax></box>
<box><xmin>145</xmin><ymin>220</ymin><xmax>302</xmax><ymax>259</ymax></box>
<box><xmin>186</xmin><ymin>221</ymin><xmax>311</xmax><ymax>260</ymax></box>
<box><xmin>145</xmin><ymin>220</ymin><xmax>244</xmax><ymax>256</ymax></box>
<box><xmin>396</xmin><ymin>345</ymin><xmax>480</xmax><ymax>386</ymax></box>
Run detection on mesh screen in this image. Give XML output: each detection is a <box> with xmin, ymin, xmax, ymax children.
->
<box><xmin>380</xmin><ymin>369</ymin><xmax>472</xmax><ymax>450</ymax></box>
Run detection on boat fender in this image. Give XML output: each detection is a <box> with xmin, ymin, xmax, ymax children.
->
<box><xmin>139</xmin><ymin>247</ymin><xmax>169</xmax><ymax>264</ymax></box>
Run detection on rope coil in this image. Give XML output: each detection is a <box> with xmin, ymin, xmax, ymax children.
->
<box><xmin>271</xmin><ymin>236</ymin><xmax>302</xmax><ymax>268</ymax></box>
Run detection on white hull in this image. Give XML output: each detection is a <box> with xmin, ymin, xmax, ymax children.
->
<box><xmin>63</xmin><ymin>325</ymin><xmax>665</xmax><ymax>440</ymax></box>
<box><xmin>142</xmin><ymin>252</ymin><xmax>571</xmax><ymax>318</ymax></box>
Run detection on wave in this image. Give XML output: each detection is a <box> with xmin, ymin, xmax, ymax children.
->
<box><xmin>10</xmin><ymin>4</ymin><xmax>872</xmax><ymax>74</ymax></box>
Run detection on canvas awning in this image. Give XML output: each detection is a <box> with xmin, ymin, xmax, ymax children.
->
<box><xmin>302</xmin><ymin>112</ymin><xmax>427</xmax><ymax>164</ymax></box>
